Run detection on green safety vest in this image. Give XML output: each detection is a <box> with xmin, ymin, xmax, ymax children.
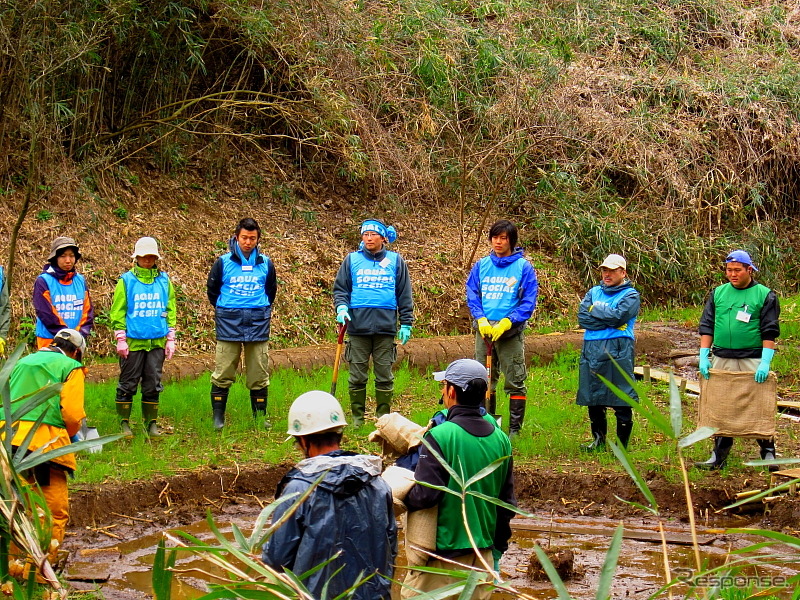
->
<box><xmin>428</xmin><ymin>420</ymin><xmax>511</xmax><ymax>551</ymax></box>
<box><xmin>10</xmin><ymin>350</ymin><xmax>82</xmax><ymax>429</ymax></box>
<box><xmin>712</xmin><ymin>283</ymin><xmax>770</xmax><ymax>350</ymax></box>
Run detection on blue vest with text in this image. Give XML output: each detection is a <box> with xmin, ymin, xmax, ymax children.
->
<box><xmin>349</xmin><ymin>251</ymin><xmax>398</xmax><ymax>309</ymax></box>
<box><xmin>583</xmin><ymin>286</ymin><xmax>637</xmax><ymax>341</ymax></box>
<box><xmin>479</xmin><ymin>256</ymin><xmax>525</xmax><ymax>321</ymax></box>
<box><xmin>121</xmin><ymin>271</ymin><xmax>170</xmax><ymax>339</ymax></box>
<box><xmin>216</xmin><ymin>253</ymin><xmax>270</xmax><ymax>309</ymax></box>
<box><xmin>34</xmin><ymin>273</ymin><xmax>86</xmax><ymax>337</ymax></box>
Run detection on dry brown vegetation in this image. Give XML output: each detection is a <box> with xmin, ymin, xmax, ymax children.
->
<box><xmin>2</xmin><ymin>0</ymin><xmax>800</xmax><ymax>352</ymax></box>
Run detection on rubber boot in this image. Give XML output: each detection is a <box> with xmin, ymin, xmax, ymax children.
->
<box><xmin>376</xmin><ymin>388</ymin><xmax>392</xmax><ymax>419</ymax></box>
<box><xmin>581</xmin><ymin>406</ymin><xmax>607</xmax><ymax>452</ymax></box>
<box><xmin>142</xmin><ymin>396</ymin><xmax>162</xmax><ymax>438</ymax></box>
<box><xmin>250</xmin><ymin>387</ymin><xmax>271</xmax><ymax>429</ymax></box>
<box><xmin>508</xmin><ymin>397</ymin><xmax>526</xmax><ymax>438</ymax></box>
<box><xmin>350</xmin><ymin>387</ymin><xmax>366</xmax><ymax>427</ymax></box>
<box><xmin>211</xmin><ymin>385</ymin><xmax>229</xmax><ymax>431</ymax></box>
<box><xmin>615</xmin><ymin>408</ymin><xmax>633</xmax><ymax>449</ymax></box>
<box><xmin>758</xmin><ymin>439</ymin><xmax>779</xmax><ymax>472</ymax></box>
<box><xmin>694</xmin><ymin>436</ymin><xmax>732</xmax><ymax>470</ymax></box>
<box><xmin>115</xmin><ymin>393</ymin><xmax>133</xmax><ymax>437</ymax></box>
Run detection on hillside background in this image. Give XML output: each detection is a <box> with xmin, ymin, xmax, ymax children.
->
<box><xmin>2</xmin><ymin>0</ymin><xmax>799</xmax><ymax>356</ymax></box>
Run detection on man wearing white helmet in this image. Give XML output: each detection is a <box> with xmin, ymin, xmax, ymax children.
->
<box><xmin>110</xmin><ymin>237</ymin><xmax>177</xmax><ymax>437</ymax></box>
<box><xmin>262</xmin><ymin>391</ymin><xmax>396</xmax><ymax>599</ymax></box>
<box><xmin>7</xmin><ymin>329</ymin><xmax>87</xmax><ymax>549</ymax></box>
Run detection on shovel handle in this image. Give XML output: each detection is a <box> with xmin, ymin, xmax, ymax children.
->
<box><xmin>331</xmin><ymin>322</ymin><xmax>348</xmax><ymax>396</ymax></box>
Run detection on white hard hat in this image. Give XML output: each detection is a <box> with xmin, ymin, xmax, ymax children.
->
<box><xmin>287</xmin><ymin>391</ymin><xmax>347</xmax><ymax>436</ymax></box>
<box><xmin>132</xmin><ymin>237</ymin><xmax>161</xmax><ymax>259</ymax></box>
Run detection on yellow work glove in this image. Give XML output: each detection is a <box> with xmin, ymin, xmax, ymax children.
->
<box><xmin>0</xmin><ymin>337</ymin><xmax>5</xmax><ymax>355</ymax></box>
<box><xmin>477</xmin><ymin>317</ymin><xmax>493</xmax><ymax>338</ymax></box>
<box><xmin>616</xmin><ymin>323</ymin><xmax>628</xmax><ymax>331</ymax></box>
<box><xmin>491</xmin><ymin>318</ymin><xmax>512</xmax><ymax>342</ymax></box>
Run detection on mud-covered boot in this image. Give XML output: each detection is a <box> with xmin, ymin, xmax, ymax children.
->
<box><xmin>758</xmin><ymin>439</ymin><xmax>779</xmax><ymax>472</ymax></box>
<box><xmin>349</xmin><ymin>387</ymin><xmax>366</xmax><ymax>427</ymax></box>
<box><xmin>508</xmin><ymin>397</ymin><xmax>526</xmax><ymax>438</ymax></box>
<box><xmin>376</xmin><ymin>388</ymin><xmax>393</xmax><ymax>419</ymax></box>
<box><xmin>694</xmin><ymin>437</ymin><xmax>732</xmax><ymax>470</ymax></box>
<box><xmin>581</xmin><ymin>406</ymin><xmax>607</xmax><ymax>452</ymax></box>
<box><xmin>250</xmin><ymin>387</ymin><xmax>271</xmax><ymax>428</ymax></box>
<box><xmin>211</xmin><ymin>385</ymin><xmax>229</xmax><ymax>431</ymax></box>
<box><xmin>142</xmin><ymin>396</ymin><xmax>162</xmax><ymax>438</ymax></box>
<box><xmin>115</xmin><ymin>393</ymin><xmax>134</xmax><ymax>437</ymax></box>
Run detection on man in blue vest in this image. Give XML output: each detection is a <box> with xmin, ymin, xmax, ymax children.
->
<box><xmin>466</xmin><ymin>219</ymin><xmax>538</xmax><ymax>437</ymax></box>
<box><xmin>695</xmin><ymin>250</ymin><xmax>780</xmax><ymax>470</ymax></box>
<box><xmin>333</xmin><ymin>219</ymin><xmax>414</xmax><ymax>426</ymax></box>
<box><xmin>207</xmin><ymin>218</ymin><xmax>277</xmax><ymax>431</ymax></box>
<box><xmin>576</xmin><ymin>254</ymin><xmax>640</xmax><ymax>452</ymax></box>
<box><xmin>402</xmin><ymin>359</ymin><xmax>515</xmax><ymax>599</ymax></box>
<box><xmin>0</xmin><ymin>263</ymin><xmax>9</xmax><ymax>355</ymax></box>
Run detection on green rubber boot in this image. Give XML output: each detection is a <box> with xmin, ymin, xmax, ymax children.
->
<box><xmin>142</xmin><ymin>396</ymin><xmax>162</xmax><ymax>438</ymax></box>
<box><xmin>375</xmin><ymin>388</ymin><xmax>393</xmax><ymax>419</ymax></box>
<box><xmin>349</xmin><ymin>387</ymin><xmax>366</xmax><ymax>427</ymax></box>
<box><xmin>115</xmin><ymin>393</ymin><xmax>133</xmax><ymax>437</ymax></box>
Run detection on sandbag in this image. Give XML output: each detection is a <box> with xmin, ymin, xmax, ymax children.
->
<box><xmin>698</xmin><ymin>370</ymin><xmax>776</xmax><ymax>438</ymax></box>
<box><xmin>369</xmin><ymin>412</ymin><xmax>427</xmax><ymax>457</ymax></box>
<box><xmin>404</xmin><ymin>506</ymin><xmax>438</xmax><ymax>566</ymax></box>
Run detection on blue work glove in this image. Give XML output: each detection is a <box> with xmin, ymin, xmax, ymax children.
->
<box><xmin>755</xmin><ymin>347</ymin><xmax>775</xmax><ymax>383</ymax></box>
<box><xmin>398</xmin><ymin>324</ymin><xmax>412</xmax><ymax>345</ymax></box>
<box><xmin>336</xmin><ymin>304</ymin><xmax>351</xmax><ymax>325</ymax></box>
<box><xmin>699</xmin><ymin>347</ymin><xmax>711</xmax><ymax>380</ymax></box>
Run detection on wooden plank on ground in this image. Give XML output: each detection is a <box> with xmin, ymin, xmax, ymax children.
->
<box><xmin>634</xmin><ymin>366</ymin><xmax>700</xmax><ymax>395</ymax></box>
<box><xmin>778</xmin><ymin>400</ymin><xmax>800</xmax><ymax>410</ymax></box>
<box><xmin>511</xmin><ymin>519</ymin><xmax>715</xmax><ymax>545</ymax></box>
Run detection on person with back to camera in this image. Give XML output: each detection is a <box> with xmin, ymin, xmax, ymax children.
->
<box><xmin>110</xmin><ymin>237</ymin><xmax>177</xmax><ymax>438</ymax></box>
<box><xmin>207</xmin><ymin>218</ymin><xmax>277</xmax><ymax>431</ymax></box>
<box><xmin>576</xmin><ymin>253</ymin><xmax>640</xmax><ymax>452</ymax></box>
<box><xmin>33</xmin><ymin>237</ymin><xmax>94</xmax><ymax>349</ymax></box>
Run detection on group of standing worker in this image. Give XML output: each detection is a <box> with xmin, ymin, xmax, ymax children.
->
<box><xmin>0</xmin><ymin>215</ymin><xmax>781</xmax><ymax>594</ymax></box>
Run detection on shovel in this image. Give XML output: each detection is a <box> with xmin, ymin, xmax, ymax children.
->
<box><xmin>331</xmin><ymin>322</ymin><xmax>348</xmax><ymax>396</ymax></box>
<box><xmin>484</xmin><ymin>336</ymin><xmax>501</xmax><ymax>426</ymax></box>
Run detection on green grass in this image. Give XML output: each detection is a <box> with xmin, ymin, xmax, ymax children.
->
<box><xmin>75</xmin><ymin>350</ymin><xmax>739</xmax><ymax>487</ymax></box>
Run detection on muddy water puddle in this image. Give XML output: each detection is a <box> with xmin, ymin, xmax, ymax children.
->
<box><xmin>65</xmin><ymin>507</ymin><xmax>799</xmax><ymax>599</ymax></box>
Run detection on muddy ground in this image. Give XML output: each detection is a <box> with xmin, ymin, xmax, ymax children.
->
<box><xmin>63</xmin><ymin>324</ymin><xmax>800</xmax><ymax>597</ymax></box>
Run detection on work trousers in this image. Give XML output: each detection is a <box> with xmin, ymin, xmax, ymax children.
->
<box><xmin>117</xmin><ymin>348</ymin><xmax>165</xmax><ymax>397</ymax></box>
<box><xmin>401</xmin><ymin>549</ymin><xmax>494</xmax><ymax>599</ymax></box>
<box><xmin>345</xmin><ymin>334</ymin><xmax>396</xmax><ymax>391</ymax></box>
<box><xmin>474</xmin><ymin>331</ymin><xmax>527</xmax><ymax>397</ymax></box>
<box><xmin>26</xmin><ymin>465</ymin><xmax>69</xmax><ymax>545</ymax></box>
<box><xmin>211</xmin><ymin>340</ymin><xmax>270</xmax><ymax>390</ymax></box>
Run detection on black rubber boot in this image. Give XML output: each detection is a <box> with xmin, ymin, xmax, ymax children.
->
<box><xmin>250</xmin><ymin>387</ymin><xmax>271</xmax><ymax>429</ymax></box>
<box><xmin>615</xmin><ymin>407</ymin><xmax>633</xmax><ymax>449</ymax></box>
<box><xmin>581</xmin><ymin>406</ymin><xmax>607</xmax><ymax>452</ymax></box>
<box><xmin>142</xmin><ymin>396</ymin><xmax>162</xmax><ymax>438</ymax></box>
<box><xmin>758</xmin><ymin>439</ymin><xmax>779</xmax><ymax>472</ymax></box>
<box><xmin>349</xmin><ymin>387</ymin><xmax>366</xmax><ymax>427</ymax></box>
<box><xmin>376</xmin><ymin>388</ymin><xmax>392</xmax><ymax>419</ymax></box>
<box><xmin>694</xmin><ymin>436</ymin><xmax>733</xmax><ymax>470</ymax></box>
<box><xmin>211</xmin><ymin>385</ymin><xmax>229</xmax><ymax>431</ymax></box>
<box><xmin>509</xmin><ymin>397</ymin><xmax>526</xmax><ymax>438</ymax></box>
<box><xmin>115</xmin><ymin>393</ymin><xmax>133</xmax><ymax>437</ymax></box>
<box><xmin>487</xmin><ymin>392</ymin><xmax>497</xmax><ymax>416</ymax></box>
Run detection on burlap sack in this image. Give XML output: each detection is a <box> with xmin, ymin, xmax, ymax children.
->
<box><xmin>404</xmin><ymin>506</ymin><xmax>438</xmax><ymax>566</ymax></box>
<box><xmin>370</xmin><ymin>412</ymin><xmax>427</xmax><ymax>455</ymax></box>
<box><xmin>698</xmin><ymin>369</ymin><xmax>776</xmax><ymax>438</ymax></box>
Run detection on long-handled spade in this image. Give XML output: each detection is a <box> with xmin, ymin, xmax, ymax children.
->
<box><xmin>484</xmin><ymin>336</ymin><xmax>501</xmax><ymax>426</ymax></box>
<box><xmin>331</xmin><ymin>322</ymin><xmax>348</xmax><ymax>396</ymax></box>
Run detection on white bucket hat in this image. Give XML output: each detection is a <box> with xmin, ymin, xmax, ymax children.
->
<box><xmin>132</xmin><ymin>237</ymin><xmax>161</xmax><ymax>259</ymax></box>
